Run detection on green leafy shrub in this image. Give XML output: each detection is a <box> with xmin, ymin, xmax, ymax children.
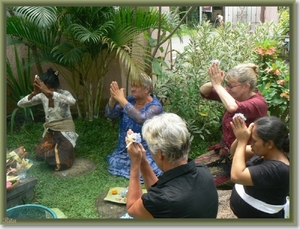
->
<box><xmin>155</xmin><ymin>20</ymin><xmax>290</xmax><ymax>154</ymax></box>
<box><xmin>154</xmin><ymin>70</ymin><xmax>222</xmax><ymax>143</ymax></box>
<box><xmin>252</xmin><ymin>41</ymin><xmax>290</xmax><ymax>125</ymax></box>
<box><xmin>278</xmin><ymin>7</ymin><xmax>290</xmax><ymax>30</ymax></box>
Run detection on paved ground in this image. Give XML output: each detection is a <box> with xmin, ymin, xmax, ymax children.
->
<box><xmin>52</xmin><ymin>157</ymin><xmax>97</xmax><ymax>178</ymax></box>
<box><xmin>217</xmin><ymin>190</ymin><xmax>237</xmax><ymax>218</ymax></box>
<box><xmin>95</xmin><ymin>190</ymin><xmax>127</xmax><ymax>219</ymax></box>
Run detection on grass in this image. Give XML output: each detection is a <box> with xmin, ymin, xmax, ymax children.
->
<box><xmin>6</xmin><ymin>114</ymin><xmax>218</xmax><ymax>219</ymax></box>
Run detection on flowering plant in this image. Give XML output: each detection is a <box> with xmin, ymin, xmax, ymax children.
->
<box><xmin>252</xmin><ymin>40</ymin><xmax>290</xmax><ymax>125</ymax></box>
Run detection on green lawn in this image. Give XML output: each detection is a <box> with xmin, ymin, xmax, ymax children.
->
<box><xmin>6</xmin><ymin>115</ymin><xmax>216</xmax><ymax>218</ymax></box>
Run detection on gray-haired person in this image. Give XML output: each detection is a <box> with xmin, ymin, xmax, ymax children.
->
<box><xmin>105</xmin><ymin>72</ymin><xmax>163</xmax><ymax>182</ymax></box>
<box><xmin>125</xmin><ymin>112</ymin><xmax>219</xmax><ymax>218</ymax></box>
<box><xmin>197</xmin><ymin>63</ymin><xmax>268</xmax><ymax>189</ymax></box>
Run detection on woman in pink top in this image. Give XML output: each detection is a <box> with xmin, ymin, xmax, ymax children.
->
<box><xmin>195</xmin><ymin>63</ymin><xmax>268</xmax><ymax>189</ymax></box>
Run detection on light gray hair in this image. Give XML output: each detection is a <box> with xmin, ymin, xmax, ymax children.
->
<box><xmin>131</xmin><ymin>72</ymin><xmax>153</xmax><ymax>93</ymax></box>
<box><xmin>225</xmin><ymin>63</ymin><xmax>259</xmax><ymax>91</ymax></box>
<box><xmin>142</xmin><ymin>113</ymin><xmax>190</xmax><ymax>163</ymax></box>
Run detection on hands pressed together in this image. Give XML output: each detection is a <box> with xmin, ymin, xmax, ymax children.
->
<box><xmin>230</xmin><ymin>116</ymin><xmax>254</xmax><ymax>144</ymax></box>
<box><xmin>31</xmin><ymin>76</ymin><xmax>53</xmax><ymax>98</ymax></box>
<box><xmin>108</xmin><ymin>81</ymin><xmax>128</xmax><ymax>108</ymax></box>
<box><xmin>110</xmin><ymin>81</ymin><xmax>125</xmax><ymax>102</ymax></box>
<box><xmin>208</xmin><ymin>63</ymin><xmax>225</xmax><ymax>86</ymax></box>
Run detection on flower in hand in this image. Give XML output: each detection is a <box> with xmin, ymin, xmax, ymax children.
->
<box><xmin>233</xmin><ymin>113</ymin><xmax>247</xmax><ymax>121</ymax></box>
<box><xmin>126</xmin><ymin>129</ymin><xmax>144</xmax><ymax>163</ymax></box>
<box><xmin>230</xmin><ymin>116</ymin><xmax>253</xmax><ymax>144</ymax></box>
<box><xmin>126</xmin><ymin>131</ymin><xmax>142</xmax><ymax>148</ymax></box>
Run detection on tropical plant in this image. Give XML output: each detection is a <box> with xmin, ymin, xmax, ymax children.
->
<box><xmin>146</xmin><ymin>6</ymin><xmax>195</xmax><ymax>77</ymax></box>
<box><xmin>6</xmin><ymin>45</ymin><xmax>35</xmax><ymax>132</ymax></box>
<box><xmin>252</xmin><ymin>40</ymin><xmax>290</xmax><ymax>125</ymax></box>
<box><xmin>6</xmin><ymin>6</ymin><xmax>62</xmax><ymax>74</ymax></box>
<box><xmin>6</xmin><ymin>6</ymin><xmax>182</xmax><ymax>121</ymax></box>
<box><xmin>174</xmin><ymin>21</ymin><xmax>260</xmax><ymax>75</ymax></box>
<box><xmin>248</xmin><ymin>21</ymin><xmax>289</xmax><ymax>125</ymax></box>
<box><xmin>154</xmin><ymin>62</ymin><xmax>222</xmax><ymax>142</ymax></box>
<box><xmin>155</xmin><ymin>20</ymin><xmax>290</xmax><ymax>142</ymax></box>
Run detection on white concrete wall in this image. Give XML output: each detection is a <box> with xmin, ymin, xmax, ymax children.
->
<box><xmin>152</xmin><ymin>6</ymin><xmax>172</xmax><ymax>70</ymax></box>
<box><xmin>264</xmin><ymin>6</ymin><xmax>279</xmax><ymax>23</ymax></box>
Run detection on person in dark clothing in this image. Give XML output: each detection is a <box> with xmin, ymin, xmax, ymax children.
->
<box><xmin>125</xmin><ymin>112</ymin><xmax>219</xmax><ymax>218</ymax></box>
<box><xmin>229</xmin><ymin>116</ymin><xmax>289</xmax><ymax>218</ymax></box>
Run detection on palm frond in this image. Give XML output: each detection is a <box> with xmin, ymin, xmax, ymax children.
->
<box><xmin>108</xmin><ymin>23</ymin><xmax>141</xmax><ymax>46</ymax></box>
<box><xmin>7</xmin><ymin>16</ymin><xmax>61</xmax><ymax>51</ymax></box>
<box><xmin>60</xmin><ymin>6</ymin><xmax>114</xmax><ymax>28</ymax></box>
<box><xmin>12</xmin><ymin>6</ymin><xmax>57</xmax><ymax>28</ymax></box>
<box><xmin>51</xmin><ymin>42</ymin><xmax>86</xmax><ymax>66</ymax></box>
<box><xmin>113</xmin><ymin>41</ymin><xmax>152</xmax><ymax>81</ymax></box>
<box><xmin>113</xmin><ymin>7</ymin><xmax>162</xmax><ymax>32</ymax></box>
<box><xmin>68</xmin><ymin>21</ymin><xmax>114</xmax><ymax>43</ymax></box>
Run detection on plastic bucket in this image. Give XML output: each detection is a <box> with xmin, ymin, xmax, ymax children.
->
<box><xmin>6</xmin><ymin>204</ymin><xmax>57</xmax><ymax>219</ymax></box>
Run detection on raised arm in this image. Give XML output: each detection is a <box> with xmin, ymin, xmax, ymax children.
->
<box><xmin>125</xmin><ymin>131</ymin><xmax>154</xmax><ymax>218</ymax></box>
<box><xmin>230</xmin><ymin>139</ymin><xmax>254</xmax><ymax>162</ymax></box>
<box><xmin>17</xmin><ymin>94</ymin><xmax>42</xmax><ymax>108</ymax></box>
<box><xmin>230</xmin><ymin>116</ymin><xmax>254</xmax><ymax>186</ymax></box>
<box><xmin>208</xmin><ymin>63</ymin><xmax>238</xmax><ymax>113</ymax></box>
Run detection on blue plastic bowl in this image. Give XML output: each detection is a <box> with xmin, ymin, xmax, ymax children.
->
<box><xmin>6</xmin><ymin>204</ymin><xmax>57</xmax><ymax>219</ymax></box>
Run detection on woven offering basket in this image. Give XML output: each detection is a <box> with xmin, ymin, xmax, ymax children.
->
<box><xmin>6</xmin><ymin>179</ymin><xmax>20</xmax><ymax>192</ymax></box>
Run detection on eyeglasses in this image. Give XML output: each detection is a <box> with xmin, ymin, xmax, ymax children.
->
<box><xmin>225</xmin><ymin>83</ymin><xmax>242</xmax><ymax>89</ymax></box>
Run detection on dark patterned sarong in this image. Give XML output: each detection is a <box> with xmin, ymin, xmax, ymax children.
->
<box><xmin>195</xmin><ymin>143</ymin><xmax>234</xmax><ymax>190</ymax></box>
<box><xmin>35</xmin><ymin>130</ymin><xmax>75</xmax><ymax>171</ymax></box>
